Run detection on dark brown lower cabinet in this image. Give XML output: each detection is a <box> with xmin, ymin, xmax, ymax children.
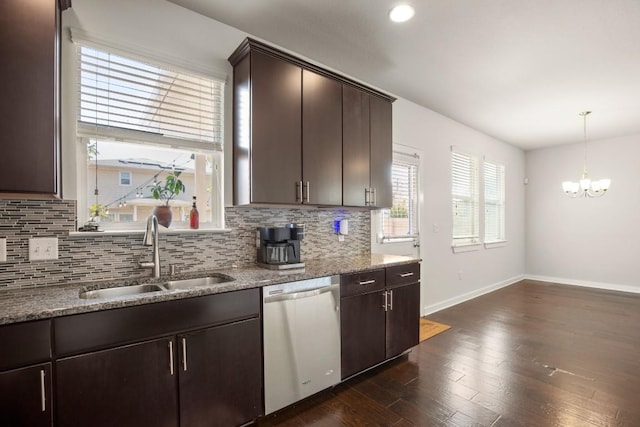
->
<box><xmin>341</xmin><ymin>263</ymin><xmax>420</xmax><ymax>379</ymax></box>
<box><xmin>178</xmin><ymin>318</ymin><xmax>262</xmax><ymax>427</ymax></box>
<box><xmin>56</xmin><ymin>338</ymin><xmax>179</xmax><ymax>427</ymax></box>
<box><xmin>386</xmin><ymin>282</ymin><xmax>420</xmax><ymax>358</ymax></box>
<box><xmin>0</xmin><ymin>363</ymin><xmax>52</xmax><ymax>427</ymax></box>
<box><xmin>341</xmin><ymin>291</ymin><xmax>386</xmax><ymax>379</ymax></box>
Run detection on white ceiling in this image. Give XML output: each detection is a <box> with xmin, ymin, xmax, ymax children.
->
<box><xmin>167</xmin><ymin>0</ymin><xmax>640</xmax><ymax>150</ymax></box>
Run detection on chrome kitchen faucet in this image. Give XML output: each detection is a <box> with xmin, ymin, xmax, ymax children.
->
<box><xmin>140</xmin><ymin>215</ymin><xmax>161</xmax><ymax>278</ymax></box>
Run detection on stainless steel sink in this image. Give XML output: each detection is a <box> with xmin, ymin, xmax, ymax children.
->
<box><xmin>79</xmin><ymin>284</ymin><xmax>165</xmax><ymax>299</ymax></box>
<box><xmin>162</xmin><ymin>275</ymin><xmax>234</xmax><ymax>290</ymax></box>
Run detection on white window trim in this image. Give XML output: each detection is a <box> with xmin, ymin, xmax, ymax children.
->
<box><xmin>452</xmin><ymin>243</ymin><xmax>482</xmax><ymax>253</ymax></box>
<box><xmin>451</xmin><ymin>146</ymin><xmax>480</xmax><ymax>248</ymax></box>
<box><xmin>483</xmin><ymin>156</ymin><xmax>507</xmax><ymax>245</ymax></box>
<box><xmin>484</xmin><ymin>240</ymin><xmax>507</xmax><ymax>249</ymax></box>
<box><xmin>72</xmin><ymin>35</ymin><xmax>227</xmax><ymax>232</ymax></box>
<box><xmin>376</xmin><ymin>147</ymin><xmax>421</xmax><ymax>244</ymax></box>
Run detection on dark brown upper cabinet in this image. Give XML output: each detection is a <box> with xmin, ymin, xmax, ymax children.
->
<box><xmin>302</xmin><ymin>69</ymin><xmax>343</xmax><ymax>205</ymax></box>
<box><xmin>229</xmin><ymin>38</ymin><xmax>394</xmax><ymax>207</ymax></box>
<box><xmin>0</xmin><ymin>0</ymin><xmax>69</xmax><ymax>196</ymax></box>
<box><xmin>343</xmin><ymin>86</ymin><xmax>393</xmax><ymax>208</ymax></box>
<box><xmin>239</xmin><ymin>50</ymin><xmax>302</xmax><ymax>205</ymax></box>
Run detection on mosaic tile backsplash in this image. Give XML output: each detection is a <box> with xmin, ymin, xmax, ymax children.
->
<box><xmin>0</xmin><ymin>200</ymin><xmax>371</xmax><ymax>289</ymax></box>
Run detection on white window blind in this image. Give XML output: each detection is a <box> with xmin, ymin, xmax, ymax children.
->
<box><xmin>380</xmin><ymin>156</ymin><xmax>419</xmax><ymax>241</ymax></box>
<box><xmin>484</xmin><ymin>161</ymin><xmax>506</xmax><ymax>242</ymax></box>
<box><xmin>452</xmin><ymin>150</ymin><xmax>480</xmax><ymax>246</ymax></box>
<box><xmin>77</xmin><ymin>45</ymin><xmax>224</xmax><ymax>151</ymax></box>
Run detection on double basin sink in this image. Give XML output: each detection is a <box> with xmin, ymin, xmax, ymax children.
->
<box><xmin>79</xmin><ymin>274</ymin><xmax>234</xmax><ymax>299</ymax></box>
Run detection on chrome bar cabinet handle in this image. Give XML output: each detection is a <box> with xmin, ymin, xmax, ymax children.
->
<box><xmin>40</xmin><ymin>369</ymin><xmax>46</xmax><ymax>412</ymax></box>
<box><xmin>359</xmin><ymin>279</ymin><xmax>376</xmax><ymax>286</ymax></box>
<box><xmin>399</xmin><ymin>272</ymin><xmax>414</xmax><ymax>278</ymax></box>
<box><xmin>182</xmin><ymin>338</ymin><xmax>188</xmax><ymax>372</ymax></box>
<box><xmin>168</xmin><ymin>341</ymin><xmax>174</xmax><ymax>376</ymax></box>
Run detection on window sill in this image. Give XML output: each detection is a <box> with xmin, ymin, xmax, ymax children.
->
<box><xmin>378</xmin><ymin>236</ymin><xmax>418</xmax><ymax>244</ymax></box>
<box><xmin>451</xmin><ymin>243</ymin><xmax>482</xmax><ymax>253</ymax></box>
<box><xmin>484</xmin><ymin>240</ymin><xmax>507</xmax><ymax>249</ymax></box>
<box><xmin>69</xmin><ymin>228</ymin><xmax>233</xmax><ymax>238</ymax></box>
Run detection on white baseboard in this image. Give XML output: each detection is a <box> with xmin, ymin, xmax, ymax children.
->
<box><xmin>422</xmin><ymin>274</ymin><xmax>524</xmax><ymax>316</ymax></box>
<box><xmin>524</xmin><ymin>275</ymin><xmax>640</xmax><ymax>295</ymax></box>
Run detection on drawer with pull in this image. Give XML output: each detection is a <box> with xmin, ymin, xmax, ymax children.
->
<box><xmin>340</xmin><ymin>269</ymin><xmax>385</xmax><ymax>298</ymax></box>
<box><xmin>386</xmin><ymin>263</ymin><xmax>420</xmax><ymax>289</ymax></box>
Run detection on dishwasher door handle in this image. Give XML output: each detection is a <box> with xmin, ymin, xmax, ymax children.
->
<box><xmin>264</xmin><ymin>284</ymin><xmax>339</xmax><ymax>303</ymax></box>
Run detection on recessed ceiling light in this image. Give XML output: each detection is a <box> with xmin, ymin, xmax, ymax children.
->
<box><xmin>389</xmin><ymin>4</ymin><xmax>415</xmax><ymax>23</ymax></box>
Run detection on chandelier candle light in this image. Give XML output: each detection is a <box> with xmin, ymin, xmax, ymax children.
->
<box><xmin>562</xmin><ymin>111</ymin><xmax>611</xmax><ymax>198</ymax></box>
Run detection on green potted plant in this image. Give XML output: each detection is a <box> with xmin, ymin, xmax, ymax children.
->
<box><xmin>148</xmin><ymin>171</ymin><xmax>186</xmax><ymax>227</ymax></box>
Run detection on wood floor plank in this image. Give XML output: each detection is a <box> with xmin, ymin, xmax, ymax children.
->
<box><xmin>255</xmin><ymin>280</ymin><xmax>640</xmax><ymax>426</ymax></box>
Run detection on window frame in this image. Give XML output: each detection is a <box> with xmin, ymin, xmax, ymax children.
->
<box><xmin>377</xmin><ymin>149</ymin><xmax>420</xmax><ymax>244</ymax></box>
<box><xmin>119</xmin><ymin>171</ymin><xmax>132</xmax><ymax>187</ymax></box>
<box><xmin>72</xmin><ymin>38</ymin><xmax>226</xmax><ymax>232</ymax></box>
<box><xmin>451</xmin><ymin>147</ymin><xmax>480</xmax><ymax>249</ymax></box>
<box><xmin>483</xmin><ymin>159</ymin><xmax>506</xmax><ymax>244</ymax></box>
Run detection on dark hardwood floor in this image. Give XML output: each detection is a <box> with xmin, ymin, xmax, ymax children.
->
<box><xmin>255</xmin><ymin>279</ymin><xmax>640</xmax><ymax>426</ymax></box>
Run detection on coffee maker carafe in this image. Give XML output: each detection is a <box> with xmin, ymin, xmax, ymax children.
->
<box><xmin>257</xmin><ymin>224</ymin><xmax>305</xmax><ymax>269</ymax></box>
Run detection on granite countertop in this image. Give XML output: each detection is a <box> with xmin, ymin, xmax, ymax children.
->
<box><xmin>0</xmin><ymin>254</ymin><xmax>420</xmax><ymax>325</ymax></box>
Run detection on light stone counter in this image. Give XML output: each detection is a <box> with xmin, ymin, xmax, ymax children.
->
<box><xmin>0</xmin><ymin>254</ymin><xmax>420</xmax><ymax>325</ymax></box>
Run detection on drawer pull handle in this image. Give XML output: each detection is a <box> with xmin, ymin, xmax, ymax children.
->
<box><xmin>169</xmin><ymin>341</ymin><xmax>174</xmax><ymax>376</ymax></box>
<box><xmin>40</xmin><ymin>369</ymin><xmax>46</xmax><ymax>412</ymax></box>
<box><xmin>359</xmin><ymin>279</ymin><xmax>376</xmax><ymax>285</ymax></box>
<box><xmin>399</xmin><ymin>272</ymin><xmax>414</xmax><ymax>278</ymax></box>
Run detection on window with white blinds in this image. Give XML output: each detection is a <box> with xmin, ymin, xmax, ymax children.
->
<box><xmin>74</xmin><ymin>42</ymin><xmax>225</xmax><ymax>230</ymax></box>
<box><xmin>77</xmin><ymin>45</ymin><xmax>224</xmax><ymax>150</ymax></box>
<box><xmin>484</xmin><ymin>161</ymin><xmax>506</xmax><ymax>242</ymax></box>
<box><xmin>451</xmin><ymin>150</ymin><xmax>480</xmax><ymax>246</ymax></box>
<box><xmin>379</xmin><ymin>157</ymin><xmax>419</xmax><ymax>241</ymax></box>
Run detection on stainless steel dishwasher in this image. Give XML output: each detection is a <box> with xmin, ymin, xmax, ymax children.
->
<box><xmin>262</xmin><ymin>275</ymin><xmax>341</xmax><ymax>415</ymax></box>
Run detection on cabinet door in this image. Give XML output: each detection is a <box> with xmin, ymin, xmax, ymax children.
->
<box><xmin>0</xmin><ymin>363</ymin><xmax>52</xmax><ymax>427</ymax></box>
<box><xmin>250</xmin><ymin>51</ymin><xmax>302</xmax><ymax>204</ymax></box>
<box><xmin>56</xmin><ymin>338</ymin><xmax>179</xmax><ymax>427</ymax></box>
<box><xmin>340</xmin><ymin>292</ymin><xmax>386</xmax><ymax>379</ymax></box>
<box><xmin>342</xmin><ymin>85</ymin><xmax>371</xmax><ymax>207</ymax></box>
<box><xmin>369</xmin><ymin>95</ymin><xmax>393</xmax><ymax>208</ymax></box>
<box><xmin>0</xmin><ymin>0</ymin><xmax>58</xmax><ymax>194</ymax></box>
<box><xmin>386</xmin><ymin>282</ymin><xmax>420</xmax><ymax>358</ymax></box>
<box><xmin>302</xmin><ymin>69</ymin><xmax>342</xmax><ymax>205</ymax></box>
<box><xmin>178</xmin><ymin>318</ymin><xmax>262</xmax><ymax>427</ymax></box>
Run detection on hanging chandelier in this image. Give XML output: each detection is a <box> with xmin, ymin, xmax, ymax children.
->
<box><xmin>562</xmin><ymin>111</ymin><xmax>611</xmax><ymax>198</ymax></box>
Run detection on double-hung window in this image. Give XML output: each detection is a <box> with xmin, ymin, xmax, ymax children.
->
<box><xmin>484</xmin><ymin>161</ymin><xmax>506</xmax><ymax>243</ymax></box>
<box><xmin>451</xmin><ymin>149</ymin><xmax>480</xmax><ymax>246</ymax></box>
<box><xmin>379</xmin><ymin>152</ymin><xmax>420</xmax><ymax>242</ymax></box>
<box><xmin>75</xmin><ymin>40</ymin><xmax>224</xmax><ymax>230</ymax></box>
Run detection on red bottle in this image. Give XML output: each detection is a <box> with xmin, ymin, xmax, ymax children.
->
<box><xmin>189</xmin><ymin>196</ymin><xmax>199</xmax><ymax>229</ymax></box>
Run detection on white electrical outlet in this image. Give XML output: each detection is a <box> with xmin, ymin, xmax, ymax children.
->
<box><xmin>29</xmin><ymin>237</ymin><xmax>59</xmax><ymax>261</ymax></box>
<box><xmin>0</xmin><ymin>238</ymin><xmax>6</xmax><ymax>262</ymax></box>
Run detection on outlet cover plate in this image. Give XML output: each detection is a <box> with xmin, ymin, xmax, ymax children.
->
<box><xmin>0</xmin><ymin>238</ymin><xmax>6</xmax><ymax>262</ymax></box>
<box><xmin>29</xmin><ymin>237</ymin><xmax>59</xmax><ymax>261</ymax></box>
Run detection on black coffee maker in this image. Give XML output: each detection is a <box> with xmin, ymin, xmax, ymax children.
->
<box><xmin>257</xmin><ymin>224</ymin><xmax>305</xmax><ymax>269</ymax></box>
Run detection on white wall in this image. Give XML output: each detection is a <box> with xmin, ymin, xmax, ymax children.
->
<box><xmin>61</xmin><ymin>0</ymin><xmax>527</xmax><ymax>313</ymax></box>
<box><xmin>391</xmin><ymin>100</ymin><xmax>526</xmax><ymax>314</ymax></box>
<box><xmin>526</xmin><ymin>133</ymin><xmax>640</xmax><ymax>293</ymax></box>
